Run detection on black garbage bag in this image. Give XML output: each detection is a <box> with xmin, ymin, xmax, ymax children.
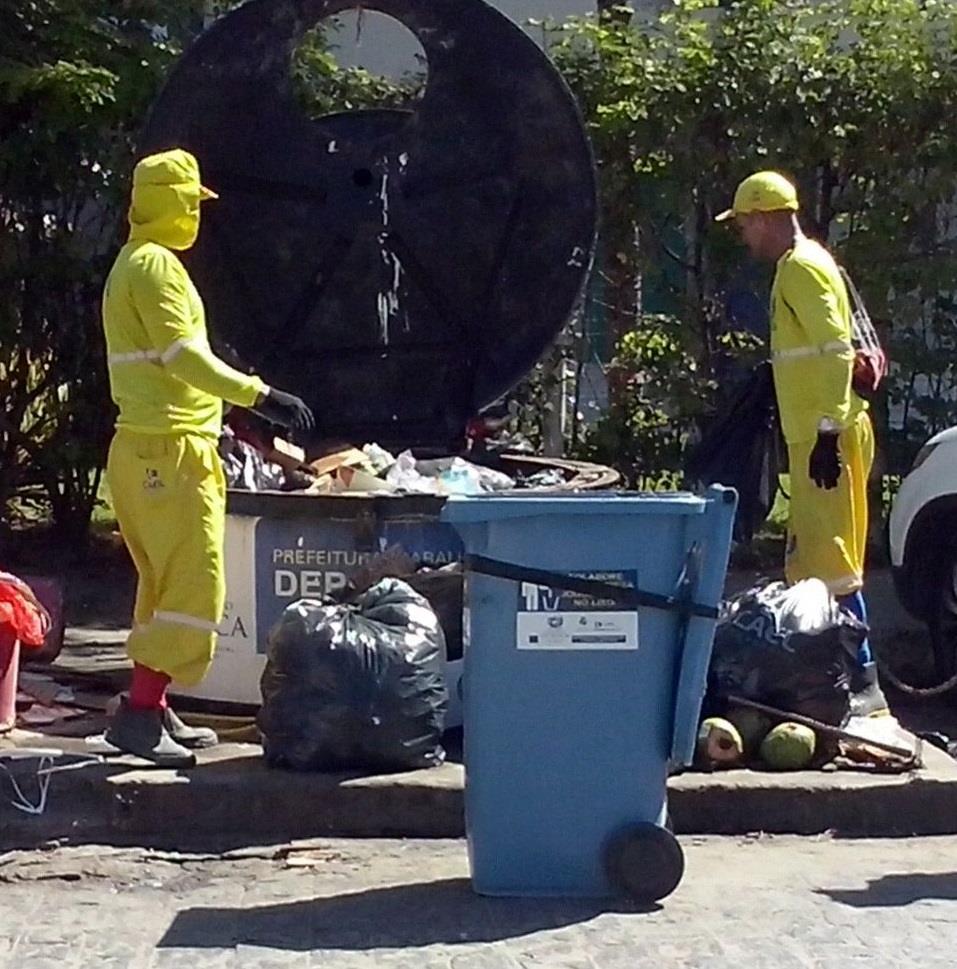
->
<box><xmin>705</xmin><ymin>580</ymin><xmax>866</xmax><ymax>726</ymax></box>
<box><xmin>259</xmin><ymin>578</ymin><xmax>448</xmax><ymax>772</ymax></box>
<box><xmin>405</xmin><ymin>564</ymin><xmax>464</xmax><ymax>663</ymax></box>
<box><xmin>685</xmin><ymin>362</ymin><xmax>783</xmax><ymax>543</ymax></box>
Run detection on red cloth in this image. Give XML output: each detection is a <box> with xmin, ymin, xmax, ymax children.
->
<box><xmin>225</xmin><ymin>408</ymin><xmax>271</xmax><ymax>452</ymax></box>
<box><xmin>129</xmin><ymin>663</ymin><xmax>171</xmax><ymax>711</ymax></box>
<box><xmin>0</xmin><ymin>572</ymin><xmax>50</xmax><ymax>649</ymax></box>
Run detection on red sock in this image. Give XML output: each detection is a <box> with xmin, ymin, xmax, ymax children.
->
<box><xmin>129</xmin><ymin>663</ymin><xmax>171</xmax><ymax>711</ymax></box>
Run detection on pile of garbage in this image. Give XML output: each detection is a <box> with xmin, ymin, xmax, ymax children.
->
<box><xmin>258</xmin><ymin>577</ymin><xmax>448</xmax><ymax>773</ymax></box>
<box><xmin>697</xmin><ymin>579</ymin><xmax>921</xmax><ymax>774</ymax></box>
<box><xmin>308</xmin><ymin>445</ymin><xmax>517</xmax><ymax>497</ymax></box>
<box><xmin>256</xmin><ymin>540</ymin><xmax>464</xmax><ymax>774</ymax></box>
<box><xmin>219</xmin><ymin>429</ymin><xmax>528</xmax><ymax>497</ymax></box>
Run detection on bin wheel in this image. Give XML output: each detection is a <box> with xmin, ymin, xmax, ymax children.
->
<box><xmin>604</xmin><ymin>822</ymin><xmax>685</xmax><ymax>903</ymax></box>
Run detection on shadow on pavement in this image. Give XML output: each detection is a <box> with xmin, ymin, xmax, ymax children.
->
<box><xmin>159</xmin><ymin>877</ymin><xmax>654</xmax><ymax>951</ymax></box>
<box><xmin>820</xmin><ymin>872</ymin><xmax>957</xmax><ymax>908</ymax></box>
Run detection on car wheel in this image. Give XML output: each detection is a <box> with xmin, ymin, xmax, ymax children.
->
<box><xmin>929</xmin><ymin>548</ymin><xmax>957</xmax><ymax>693</ymax></box>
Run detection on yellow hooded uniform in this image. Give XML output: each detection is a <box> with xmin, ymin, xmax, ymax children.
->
<box><xmin>103</xmin><ymin>149</ymin><xmax>265</xmax><ymax>685</ymax></box>
<box><xmin>771</xmin><ymin>237</ymin><xmax>873</xmax><ymax>596</ymax></box>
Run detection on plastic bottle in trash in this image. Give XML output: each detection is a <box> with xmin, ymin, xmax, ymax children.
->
<box><xmin>439</xmin><ymin>459</ymin><xmax>482</xmax><ymax>495</ymax></box>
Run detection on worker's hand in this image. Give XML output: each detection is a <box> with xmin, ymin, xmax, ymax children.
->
<box><xmin>808</xmin><ymin>432</ymin><xmax>841</xmax><ymax>490</ymax></box>
<box><xmin>254</xmin><ymin>387</ymin><xmax>315</xmax><ymax>432</ymax></box>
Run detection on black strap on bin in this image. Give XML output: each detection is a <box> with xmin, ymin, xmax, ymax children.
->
<box><xmin>463</xmin><ymin>554</ymin><xmax>719</xmax><ymax>620</ymax></box>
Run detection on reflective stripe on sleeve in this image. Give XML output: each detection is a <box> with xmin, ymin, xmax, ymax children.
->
<box><xmin>108</xmin><ymin>349</ymin><xmax>163</xmax><ymax>365</ymax></box>
<box><xmin>153</xmin><ymin>610</ymin><xmax>220</xmax><ymax>633</ymax></box>
<box><xmin>108</xmin><ymin>338</ymin><xmax>200</xmax><ymax>367</ymax></box>
<box><xmin>160</xmin><ymin>337</ymin><xmax>199</xmax><ymax>365</ymax></box>
<box><xmin>772</xmin><ymin>340</ymin><xmax>853</xmax><ymax>362</ymax></box>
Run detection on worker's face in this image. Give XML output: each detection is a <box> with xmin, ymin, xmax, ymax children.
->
<box><xmin>735</xmin><ymin>212</ymin><xmax>772</xmax><ymax>260</ymax></box>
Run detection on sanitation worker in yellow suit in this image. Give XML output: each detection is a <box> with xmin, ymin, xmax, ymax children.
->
<box><xmin>717</xmin><ymin>171</ymin><xmax>886</xmax><ymax>715</ymax></box>
<box><xmin>102</xmin><ymin>150</ymin><xmax>314</xmax><ymax>767</ymax></box>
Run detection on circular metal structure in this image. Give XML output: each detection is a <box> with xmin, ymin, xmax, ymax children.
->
<box><xmin>140</xmin><ymin>0</ymin><xmax>597</xmax><ymax>449</ymax></box>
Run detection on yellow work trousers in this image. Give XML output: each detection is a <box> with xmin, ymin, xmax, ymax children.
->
<box><xmin>107</xmin><ymin>430</ymin><xmax>226</xmax><ymax>686</ymax></box>
<box><xmin>785</xmin><ymin>411</ymin><xmax>874</xmax><ymax>596</ymax></box>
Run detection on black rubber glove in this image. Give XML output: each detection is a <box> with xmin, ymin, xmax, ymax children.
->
<box><xmin>253</xmin><ymin>388</ymin><xmax>315</xmax><ymax>432</ymax></box>
<box><xmin>808</xmin><ymin>431</ymin><xmax>841</xmax><ymax>490</ymax></box>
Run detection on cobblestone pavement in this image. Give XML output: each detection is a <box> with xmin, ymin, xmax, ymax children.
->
<box><xmin>1</xmin><ymin>835</ymin><xmax>955</xmax><ymax>968</ymax></box>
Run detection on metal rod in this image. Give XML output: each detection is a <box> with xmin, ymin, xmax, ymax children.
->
<box><xmin>727</xmin><ymin>695</ymin><xmax>920</xmax><ymax>762</ymax></box>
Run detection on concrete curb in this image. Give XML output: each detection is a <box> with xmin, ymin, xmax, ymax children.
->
<box><xmin>4</xmin><ymin>734</ymin><xmax>957</xmax><ymax>849</ymax></box>
<box><xmin>0</xmin><ymin>739</ymin><xmax>464</xmax><ymax>850</ymax></box>
<box><xmin>670</xmin><ymin>743</ymin><xmax>957</xmax><ymax>836</ymax></box>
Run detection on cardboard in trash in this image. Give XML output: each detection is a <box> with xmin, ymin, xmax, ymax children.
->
<box><xmin>309</xmin><ymin>447</ymin><xmax>374</xmax><ymax>479</ymax></box>
<box><xmin>303</xmin><ymin>466</ymin><xmax>398</xmax><ymax>496</ymax></box>
<box><xmin>335</xmin><ymin>467</ymin><xmax>397</xmax><ymax>494</ymax></box>
<box><xmin>264</xmin><ymin>436</ymin><xmax>310</xmax><ymax>475</ymax></box>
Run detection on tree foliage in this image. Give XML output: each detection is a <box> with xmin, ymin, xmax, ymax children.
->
<box><xmin>550</xmin><ymin>0</ymin><xmax>957</xmax><ymax>485</ymax></box>
<box><xmin>292</xmin><ymin>17</ymin><xmax>425</xmax><ymax>116</ymax></box>
<box><xmin>0</xmin><ymin>1</ymin><xmax>204</xmax><ymax>544</ymax></box>
<box><xmin>7</xmin><ymin>0</ymin><xmax>957</xmax><ymax>539</ymax></box>
<box><xmin>0</xmin><ymin>1</ymin><xmax>413</xmax><ymax>549</ymax></box>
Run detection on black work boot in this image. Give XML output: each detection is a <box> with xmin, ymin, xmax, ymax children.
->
<box><xmin>105</xmin><ymin>696</ymin><xmax>196</xmax><ymax>768</ymax></box>
<box><xmin>164</xmin><ymin>707</ymin><xmax>219</xmax><ymax>750</ymax></box>
<box><xmin>848</xmin><ymin>662</ymin><xmax>890</xmax><ymax>719</ymax></box>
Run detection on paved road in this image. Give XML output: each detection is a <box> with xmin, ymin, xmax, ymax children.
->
<box><xmin>1</xmin><ymin>835</ymin><xmax>955</xmax><ymax>968</ymax></box>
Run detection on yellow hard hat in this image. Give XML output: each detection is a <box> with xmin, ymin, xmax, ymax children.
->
<box><xmin>715</xmin><ymin>171</ymin><xmax>799</xmax><ymax>222</ymax></box>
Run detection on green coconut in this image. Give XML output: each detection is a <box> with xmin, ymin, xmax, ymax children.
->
<box><xmin>727</xmin><ymin>707</ymin><xmax>774</xmax><ymax>758</ymax></box>
<box><xmin>696</xmin><ymin>717</ymin><xmax>745</xmax><ymax>768</ymax></box>
<box><xmin>760</xmin><ymin>722</ymin><xmax>817</xmax><ymax>771</ymax></box>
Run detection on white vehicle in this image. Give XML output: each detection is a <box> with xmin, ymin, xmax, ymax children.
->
<box><xmin>889</xmin><ymin>426</ymin><xmax>957</xmax><ymax>682</ymax></box>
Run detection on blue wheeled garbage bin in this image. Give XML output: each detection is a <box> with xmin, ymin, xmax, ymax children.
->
<box><xmin>441</xmin><ymin>486</ymin><xmax>737</xmax><ymax>902</ymax></box>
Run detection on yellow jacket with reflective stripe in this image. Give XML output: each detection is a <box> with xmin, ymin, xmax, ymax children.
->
<box><xmin>770</xmin><ymin>236</ymin><xmax>866</xmax><ymax>445</ymax></box>
<box><xmin>102</xmin><ymin>150</ymin><xmax>265</xmax><ymax>439</ymax></box>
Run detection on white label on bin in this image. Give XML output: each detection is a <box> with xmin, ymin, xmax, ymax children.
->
<box><xmin>516</xmin><ymin>570</ymin><xmax>639</xmax><ymax>651</ymax></box>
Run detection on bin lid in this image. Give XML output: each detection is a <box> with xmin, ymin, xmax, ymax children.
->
<box><xmin>442</xmin><ymin>492</ymin><xmax>710</xmax><ymax>524</ymax></box>
<box><xmin>139</xmin><ymin>0</ymin><xmax>598</xmax><ymax>451</ymax></box>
